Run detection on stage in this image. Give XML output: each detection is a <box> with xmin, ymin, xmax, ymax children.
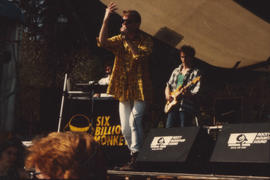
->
<box><xmin>107</xmin><ymin>170</ymin><xmax>270</xmax><ymax>180</ymax></box>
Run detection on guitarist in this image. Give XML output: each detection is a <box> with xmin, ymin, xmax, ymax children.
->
<box><xmin>165</xmin><ymin>45</ymin><xmax>201</xmax><ymax>128</ymax></box>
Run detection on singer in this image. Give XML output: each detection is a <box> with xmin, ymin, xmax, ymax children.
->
<box><xmin>97</xmin><ymin>2</ymin><xmax>153</xmax><ymax>170</ymax></box>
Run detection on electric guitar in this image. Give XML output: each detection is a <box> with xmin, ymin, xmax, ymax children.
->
<box><xmin>164</xmin><ymin>76</ymin><xmax>201</xmax><ymax>114</ymax></box>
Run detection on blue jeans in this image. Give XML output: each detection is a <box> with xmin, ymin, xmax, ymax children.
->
<box><xmin>166</xmin><ymin>110</ymin><xmax>194</xmax><ymax>128</ymax></box>
<box><xmin>119</xmin><ymin>100</ymin><xmax>146</xmax><ymax>153</ymax></box>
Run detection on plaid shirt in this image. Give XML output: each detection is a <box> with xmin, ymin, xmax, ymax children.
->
<box><xmin>97</xmin><ymin>31</ymin><xmax>153</xmax><ymax>102</ymax></box>
<box><xmin>167</xmin><ymin>64</ymin><xmax>201</xmax><ymax>112</ymax></box>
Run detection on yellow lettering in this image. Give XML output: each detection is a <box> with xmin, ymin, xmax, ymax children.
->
<box><xmin>107</xmin><ymin>136</ymin><xmax>113</xmax><ymax>146</ymax></box>
<box><xmin>95</xmin><ymin>127</ymin><xmax>101</xmax><ymax>136</ymax></box>
<box><xmin>94</xmin><ymin>136</ymin><xmax>100</xmax><ymax>142</ymax></box>
<box><xmin>106</xmin><ymin>126</ymin><xmax>111</xmax><ymax>135</ymax></box>
<box><xmin>101</xmin><ymin>116</ymin><xmax>104</xmax><ymax>126</ymax></box>
<box><xmin>119</xmin><ymin>136</ymin><xmax>124</xmax><ymax>146</ymax></box>
<box><xmin>113</xmin><ymin>135</ymin><xmax>119</xmax><ymax>145</ymax></box>
<box><xmin>96</xmin><ymin>116</ymin><xmax>101</xmax><ymax>126</ymax></box>
<box><xmin>111</xmin><ymin>126</ymin><xmax>115</xmax><ymax>135</ymax></box>
<box><xmin>105</xmin><ymin>116</ymin><xmax>110</xmax><ymax>126</ymax></box>
<box><xmin>115</xmin><ymin>125</ymin><xmax>121</xmax><ymax>134</ymax></box>
<box><xmin>100</xmin><ymin>136</ymin><xmax>106</xmax><ymax>146</ymax></box>
<box><xmin>103</xmin><ymin>127</ymin><xmax>107</xmax><ymax>135</ymax></box>
<box><xmin>101</xmin><ymin>126</ymin><xmax>104</xmax><ymax>135</ymax></box>
<box><xmin>93</xmin><ymin>135</ymin><xmax>128</xmax><ymax>147</ymax></box>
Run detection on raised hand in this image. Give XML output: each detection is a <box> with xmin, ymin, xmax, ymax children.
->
<box><xmin>99</xmin><ymin>2</ymin><xmax>117</xmax><ymax>45</ymax></box>
<box><xmin>104</xmin><ymin>2</ymin><xmax>118</xmax><ymax>22</ymax></box>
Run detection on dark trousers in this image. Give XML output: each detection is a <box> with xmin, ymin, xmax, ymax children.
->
<box><xmin>166</xmin><ymin>110</ymin><xmax>194</xmax><ymax>128</ymax></box>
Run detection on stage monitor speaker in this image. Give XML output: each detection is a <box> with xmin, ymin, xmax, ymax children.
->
<box><xmin>210</xmin><ymin>123</ymin><xmax>270</xmax><ymax>176</ymax></box>
<box><xmin>136</xmin><ymin>127</ymin><xmax>214</xmax><ymax>172</ymax></box>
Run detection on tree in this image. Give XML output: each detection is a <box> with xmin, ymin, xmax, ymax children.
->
<box><xmin>17</xmin><ymin>0</ymin><xmax>110</xmax><ymax>135</ymax></box>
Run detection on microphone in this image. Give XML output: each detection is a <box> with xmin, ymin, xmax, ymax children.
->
<box><xmin>88</xmin><ymin>81</ymin><xmax>97</xmax><ymax>85</ymax></box>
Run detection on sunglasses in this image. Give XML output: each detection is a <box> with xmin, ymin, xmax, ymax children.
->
<box><xmin>121</xmin><ymin>19</ymin><xmax>135</xmax><ymax>25</ymax></box>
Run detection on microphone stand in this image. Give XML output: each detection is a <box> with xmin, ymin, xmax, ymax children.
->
<box><xmin>57</xmin><ymin>73</ymin><xmax>68</xmax><ymax>132</ymax></box>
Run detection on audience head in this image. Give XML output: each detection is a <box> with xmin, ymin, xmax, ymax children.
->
<box><xmin>25</xmin><ymin>132</ymin><xmax>106</xmax><ymax>179</ymax></box>
<box><xmin>0</xmin><ymin>132</ymin><xmax>25</xmax><ymax>176</ymax></box>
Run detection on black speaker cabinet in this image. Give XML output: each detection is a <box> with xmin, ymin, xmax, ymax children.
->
<box><xmin>210</xmin><ymin>123</ymin><xmax>270</xmax><ymax>176</ymax></box>
<box><xmin>136</xmin><ymin>127</ymin><xmax>214</xmax><ymax>173</ymax></box>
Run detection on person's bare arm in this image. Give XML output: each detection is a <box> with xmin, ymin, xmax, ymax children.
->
<box><xmin>165</xmin><ymin>85</ymin><xmax>173</xmax><ymax>101</ymax></box>
<box><xmin>98</xmin><ymin>2</ymin><xmax>117</xmax><ymax>46</ymax></box>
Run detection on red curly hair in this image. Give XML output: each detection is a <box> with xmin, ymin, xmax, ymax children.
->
<box><xmin>25</xmin><ymin>132</ymin><xmax>106</xmax><ymax>179</ymax></box>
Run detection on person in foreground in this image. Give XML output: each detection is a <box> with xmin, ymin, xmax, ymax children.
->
<box><xmin>25</xmin><ymin>132</ymin><xmax>107</xmax><ymax>179</ymax></box>
<box><xmin>165</xmin><ymin>45</ymin><xmax>201</xmax><ymax>128</ymax></box>
<box><xmin>0</xmin><ymin>132</ymin><xmax>28</xmax><ymax>179</ymax></box>
<box><xmin>97</xmin><ymin>2</ymin><xmax>153</xmax><ymax>170</ymax></box>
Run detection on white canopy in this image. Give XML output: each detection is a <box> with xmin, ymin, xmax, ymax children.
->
<box><xmin>101</xmin><ymin>0</ymin><xmax>270</xmax><ymax>69</ymax></box>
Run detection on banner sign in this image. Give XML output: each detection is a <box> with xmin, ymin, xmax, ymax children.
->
<box><xmin>62</xmin><ymin>97</ymin><xmax>129</xmax><ymax>166</ymax></box>
<box><xmin>94</xmin><ymin>115</ymin><xmax>126</xmax><ymax>146</ymax></box>
<box><xmin>92</xmin><ymin>97</ymin><xmax>127</xmax><ymax>147</ymax></box>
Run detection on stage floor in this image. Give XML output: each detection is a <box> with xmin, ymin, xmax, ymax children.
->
<box><xmin>107</xmin><ymin>170</ymin><xmax>270</xmax><ymax>180</ymax></box>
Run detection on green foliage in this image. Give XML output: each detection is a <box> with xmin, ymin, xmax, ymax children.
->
<box><xmin>19</xmin><ymin>33</ymin><xmax>51</xmax><ymax>88</ymax></box>
<box><xmin>69</xmin><ymin>55</ymin><xmax>103</xmax><ymax>83</ymax></box>
<box><xmin>58</xmin><ymin>49</ymin><xmax>104</xmax><ymax>88</ymax></box>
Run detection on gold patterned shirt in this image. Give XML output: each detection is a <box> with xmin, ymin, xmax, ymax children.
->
<box><xmin>97</xmin><ymin>31</ymin><xmax>153</xmax><ymax>102</ymax></box>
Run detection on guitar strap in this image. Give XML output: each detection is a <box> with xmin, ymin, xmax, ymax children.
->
<box><xmin>182</xmin><ymin>69</ymin><xmax>192</xmax><ymax>88</ymax></box>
